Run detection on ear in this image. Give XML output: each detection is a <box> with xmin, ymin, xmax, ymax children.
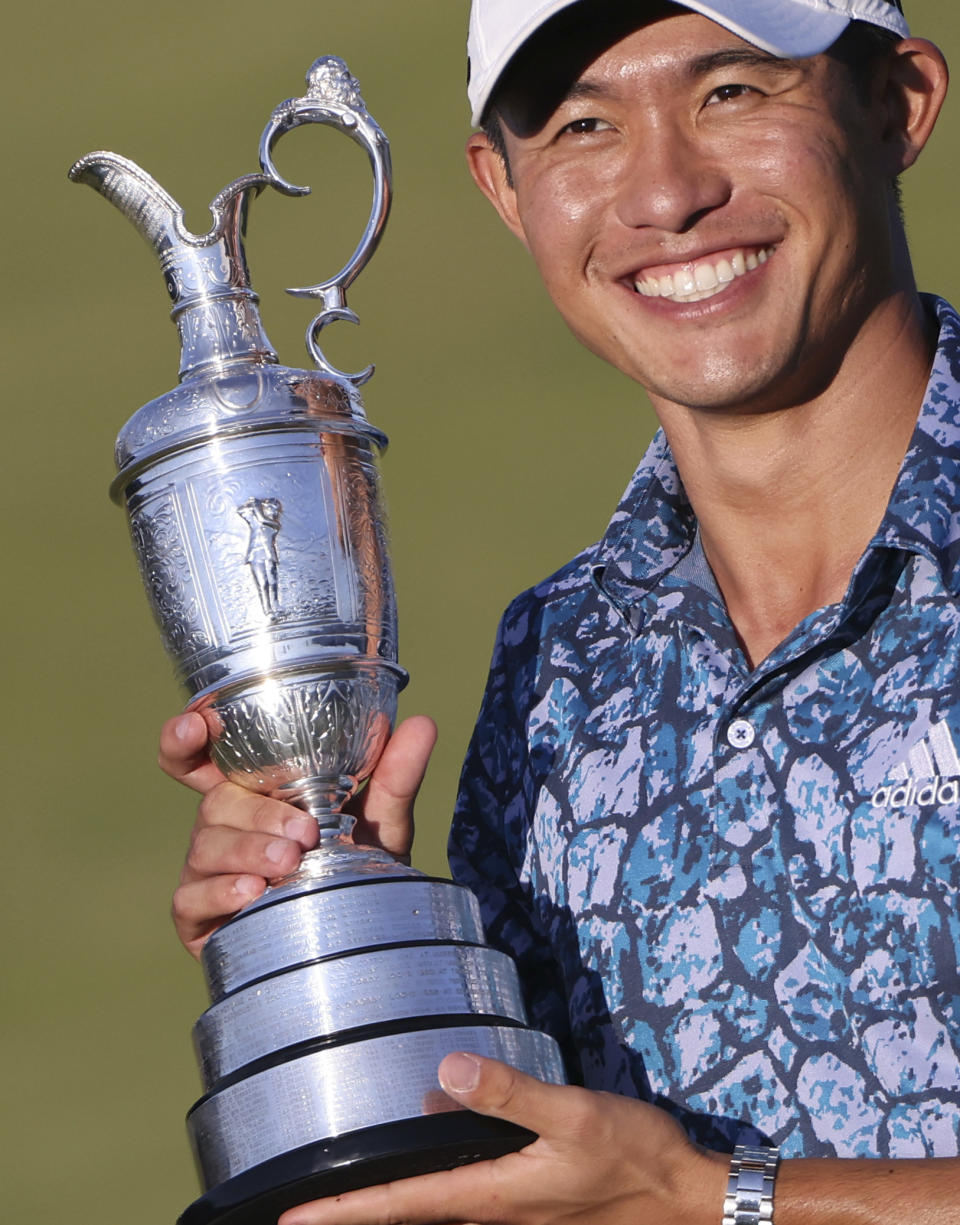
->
<box><xmin>465</xmin><ymin>131</ymin><xmax>528</xmax><ymax>247</ymax></box>
<box><xmin>881</xmin><ymin>38</ymin><xmax>949</xmax><ymax>174</ymax></box>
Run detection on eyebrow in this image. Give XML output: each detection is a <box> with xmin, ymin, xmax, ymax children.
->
<box><xmin>563</xmin><ymin>79</ymin><xmax>618</xmax><ymax>102</ymax></box>
<box><xmin>685</xmin><ymin>48</ymin><xmax>802</xmax><ymax>79</ymax></box>
<box><xmin>548</xmin><ymin>45</ymin><xmax>803</xmax><ymax>119</ymax></box>
<box><xmin>562</xmin><ymin>47</ymin><xmax>801</xmax><ymax>105</ymax></box>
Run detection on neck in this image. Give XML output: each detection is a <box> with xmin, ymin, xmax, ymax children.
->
<box><xmin>653</xmin><ymin>290</ymin><xmax>936</xmax><ymax>668</ymax></box>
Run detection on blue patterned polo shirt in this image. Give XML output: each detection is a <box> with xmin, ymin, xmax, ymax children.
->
<box><xmin>449</xmin><ymin>295</ymin><xmax>960</xmax><ymax>1159</ymax></box>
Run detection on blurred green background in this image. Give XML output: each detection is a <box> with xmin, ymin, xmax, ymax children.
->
<box><xmin>4</xmin><ymin>2</ymin><xmax>959</xmax><ymax>1221</ymax></box>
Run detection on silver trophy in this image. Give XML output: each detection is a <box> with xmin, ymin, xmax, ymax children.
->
<box><xmin>71</xmin><ymin>58</ymin><xmax>564</xmax><ymax>1225</ymax></box>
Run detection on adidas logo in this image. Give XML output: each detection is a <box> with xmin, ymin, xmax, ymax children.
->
<box><xmin>871</xmin><ymin>720</ymin><xmax>960</xmax><ymax>810</ymax></box>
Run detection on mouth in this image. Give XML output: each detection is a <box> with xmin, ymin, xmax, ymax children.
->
<box><xmin>632</xmin><ymin>245</ymin><xmax>776</xmax><ymax>304</ymax></box>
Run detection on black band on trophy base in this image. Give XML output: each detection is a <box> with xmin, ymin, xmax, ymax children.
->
<box><xmin>186</xmin><ymin>1020</ymin><xmax>563</xmax><ymax>1194</ymax></box>
<box><xmin>209</xmin><ymin>937</ymin><xmax>499</xmax><ymax>1008</ymax></box>
<box><xmin>193</xmin><ymin>1011</ymin><xmax>529</xmax><ymax>1101</ymax></box>
<box><xmin>179</xmin><ymin>1112</ymin><xmax>538</xmax><ymax>1225</ymax></box>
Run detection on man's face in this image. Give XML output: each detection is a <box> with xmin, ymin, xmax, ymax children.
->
<box><xmin>475</xmin><ymin>9</ymin><xmax>903</xmax><ymax>415</ymax></box>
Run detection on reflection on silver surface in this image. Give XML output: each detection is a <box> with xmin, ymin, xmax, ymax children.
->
<box><xmin>72</xmin><ymin>55</ymin><xmax>402</xmax><ymax>829</ymax></box>
<box><xmin>189</xmin><ymin>1025</ymin><xmax>566</xmax><ymax>1188</ymax></box>
<box><xmin>73</xmin><ymin>55</ymin><xmax>565</xmax><ymax>1220</ymax></box>
<box><xmin>195</xmin><ymin>944</ymin><xmax>528</xmax><ymax>1087</ymax></box>
<box><xmin>202</xmin><ymin>877</ymin><xmax>486</xmax><ymax>999</ymax></box>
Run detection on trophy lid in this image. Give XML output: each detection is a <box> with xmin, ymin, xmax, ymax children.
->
<box><xmin>69</xmin><ymin>56</ymin><xmax>393</xmax><ymax>493</ymax></box>
<box><xmin>110</xmin><ymin>364</ymin><xmax>386</xmax><ymax>500</ymax></box>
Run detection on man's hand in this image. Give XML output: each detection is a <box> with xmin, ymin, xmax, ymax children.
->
<box><xmin>277</xmin><ymin>1053</ymin><xmax>727</xmax><ymax>1225</ymax></box>
<box><xmin>160</xmin><ymin>711</ymin><xmax>437</xmax><ymax>958</ymax></box>
<box><xmin>271</xmin><ymin>1051</ymin><xmax>960</xmax><ymax>1225</ymax></box>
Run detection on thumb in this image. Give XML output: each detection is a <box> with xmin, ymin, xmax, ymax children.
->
<box><xmin>350</xmin><ymin>714</ymin><xmax>437</xmax><ymax>861</ymax></box>
<box><xmin>158</xmin><ymin>711</ymin><xmax>225</xmax><ymax>794</ymax></box>
<box><xmin>437</xmin><ymin>1052</ymin><xmax>561</xmax><ymax>1134</ymax></box>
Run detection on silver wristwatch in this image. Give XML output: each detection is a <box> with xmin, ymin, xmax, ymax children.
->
<box><xmin>721</xmin><ymin>1144</ymin><xmax>780</xmax><ymax>1225</ymax></box>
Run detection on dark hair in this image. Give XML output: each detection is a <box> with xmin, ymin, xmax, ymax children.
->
<box><xmin>830</xmin><ymin>18</ymin><xmax>907</xmax><ymax>215</ymax></box>
<box><xmin>482</xmin><ymin>111</ymin><xmax>512</xmax><ymax>185</ymax></box>
<box><xmin>829</xmin><ymin>19</ymin><xmax>904</xmax><ymax>102</ymax></box>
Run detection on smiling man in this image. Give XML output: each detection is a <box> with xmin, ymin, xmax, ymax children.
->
<box><xmin>162</xmin><ymin>2</ymin><xmax>960</xmax><ymax>1222</ymax></box>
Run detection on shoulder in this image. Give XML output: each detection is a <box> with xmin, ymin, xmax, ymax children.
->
<box><xmin>472</xmin><ymin>542</ymin><xmax>623</xmax><ymax>746</ymax></box>
<box><xmin>495</xmin><ymin>544</ymin><xmax>602</xmax><ymax>655</ymax></box>
<box><xmin>466</xmin><ymin>544</ymin><xmax>604</xmax><ymax>739</ymax></box>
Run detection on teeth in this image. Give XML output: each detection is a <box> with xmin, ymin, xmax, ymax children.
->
<box><xmin>716</xmin><ymin>259</ymin><xmax>734</xmax><ymax>285</ymax></box>
<box><xmin>675</xmin><ymin>268</ymin><xmax>696</xmax><ymax>296</ymax></box>
<box><xmin>635</xmin><ymin>246</ymin><xmax>774</xmax><ymax>302</ymax></box>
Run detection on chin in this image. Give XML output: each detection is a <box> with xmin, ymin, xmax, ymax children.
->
<box><xmin>628</xmin><ymin>342</ymin><xmax>805</xmax><ymax>413</ymax></box>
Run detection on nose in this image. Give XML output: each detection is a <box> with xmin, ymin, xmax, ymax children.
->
<box><xmin>614</xmin><ymin>119</ymin><xmax>731</xmax><ymax>233</ymax></box>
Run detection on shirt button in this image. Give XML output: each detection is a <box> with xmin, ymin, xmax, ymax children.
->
<box><xmin>727</xmin><ymin>718</ymin><xmax>756</xmax><ymax>749</ymax></box>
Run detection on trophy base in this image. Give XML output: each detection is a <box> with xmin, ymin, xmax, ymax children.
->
<box><xmin>178</xmin><ymin>1111</ymin><xmax>536</xmax><ymax>1225</ymax></box>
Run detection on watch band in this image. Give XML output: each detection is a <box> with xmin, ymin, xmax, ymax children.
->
<box><xmin>721</xmin><ymin>1144</ymin><xmax>780</xmax><ymax>1225</ymax></box>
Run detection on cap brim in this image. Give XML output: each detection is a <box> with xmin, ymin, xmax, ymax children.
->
<box><xmin>469</xmin><ymin>0</ymin><xmax>582</xmax><ymax>126</ymax></box>
<box><xmin>679</xmin><ymin>0</ymin><xmax>850</xmax><ymax>59</ymax></box>
<box><xmin>468</xmin><ymin>0</ymin><xmax>892</xmax><ymax>125</ymax></box>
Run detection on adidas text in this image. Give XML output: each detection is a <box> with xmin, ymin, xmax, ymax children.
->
<box><xmin>872</xmin><ymin>778</ymin><xmax>960</xmax><ymax>810</ymax></box>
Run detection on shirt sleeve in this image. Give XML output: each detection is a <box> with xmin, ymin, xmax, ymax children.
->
<box><xmin>448</xmin><ymin>593</ymin><xmax>581</xmax><ymax>1082</ymax></box>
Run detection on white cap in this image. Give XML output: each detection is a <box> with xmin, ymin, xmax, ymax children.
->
<box><xmin>467</xmin><ymin>0</ymin><xmax>910</xmax><ymax>124</ymax></box>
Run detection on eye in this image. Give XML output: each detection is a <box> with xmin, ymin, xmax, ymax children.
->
<box><xmin>558</xmin><ymin>116</ymin><xmax>615</xmax><ymax>136</ymax></box>
<box><xmin>706</xmin><ymin>83</ymin><xmax>757</xmax><ymax>105</ymax></box>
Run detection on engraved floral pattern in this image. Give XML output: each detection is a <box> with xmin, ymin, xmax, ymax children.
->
<box><xmin>129</xmin><ymin>495</ymin><xmax>211</xmax><ymax>665</ymax></box>
<box><xmin>203</xmin><ymin>666</ymin><xmax>399</xmax><ymax>814</ymax></box>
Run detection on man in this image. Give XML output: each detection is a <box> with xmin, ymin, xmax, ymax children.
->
<box><xmin>162</xmin><ymin>1</ymin><xmax>960</xmax><ymax>1221</ymax></box>
<box><xmin>238</xmin><ymin>497</ymin><xmax>282</xmax><ymax>617</ymax></box>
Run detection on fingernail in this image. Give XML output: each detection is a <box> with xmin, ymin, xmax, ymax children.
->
<box><xmin>173</xmin><ymin>714</ymin><xmax>195</xmax><ymax>741</ymax></box>
<box><xmin>233</xmin><ymin>875</ymin><xmax>262</xmax><ymax>899</ymax></box>
<box><xmin>439</xmin><ymin>1052</ymin><xmax>481</xmax><ymax>1094</ymax></box>
<box><xmin>265</xmin><ymin>840</ymin><xmax>291</xmax><ymax>865</ymax></box>
<box><xmin>284</xmin><ymin>816</ymin><xmax>314</xmax><ymax>842</ymax></box>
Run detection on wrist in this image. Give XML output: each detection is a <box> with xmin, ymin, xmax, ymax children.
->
<box><xmin>676</xmin><ymin>1142</ymin><xmax>730</xmax><ymax>1225</ymax></box>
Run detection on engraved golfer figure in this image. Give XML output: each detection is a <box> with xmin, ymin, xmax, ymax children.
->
<box><xmin>238</xmin><ymin>496</ymin><xmax>282</xmax><ymax>616</ymax></box>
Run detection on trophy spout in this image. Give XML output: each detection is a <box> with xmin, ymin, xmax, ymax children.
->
<box><xmin>69</xmin><ymin>152</ymin><xmax>278</xmax><ymax>379</ymax></box>
<box><xmin>69</xmin><ymin>152</ymin><xmax>185</xmax><ymax>257</ymax></box>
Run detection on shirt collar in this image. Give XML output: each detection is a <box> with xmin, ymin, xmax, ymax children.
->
<box><xmin>872</xmin><ymin>294</ymin><xmax>960</xmax><ymax>594</ymax></box>
<box><xmin>593</xmin><ymin>294</ymin><xmax>960</xmax><ymax>617</ymax></box>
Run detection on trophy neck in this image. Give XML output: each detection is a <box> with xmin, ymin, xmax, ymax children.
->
<box><xmin>174</xmin><ymin>289</ymin><xmax>279</xmax><ymax>382</ymax></box>
<box><xmin>239</xmin><ymin>829</ymin><xmax>423</xmax><ymax>912</ymax></box>
<box><xmin>278</xmin><ymin>780</ymin><xmax>359</xmax><ymax>830</ymax></box>
<box><xmin>170</xmin><ymin>186</ymin><xmax>280</xmax><ymax>381</ymax></box>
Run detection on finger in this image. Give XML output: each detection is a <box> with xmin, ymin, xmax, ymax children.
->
<box><xmin>171</xmin><ymin>873</ymin><xmax>265</xmax><ymax>958</ymax></box>
<box><xmin>278</xmin><ymin>1160</ymin><xmax>519</xmax><ymax>1225</ymax></box>
<box><xmin>175</xmin><ymin>806</ymin><xmax>317</xmax><ymax>957</ymax></box>
<box><xmin>277</xmin><ymin>1060</ymin><xmax>559</xmax><ymax>1225</ymax></box>
<box><xmin>438</xmin><ymin>1053</ymin><xmax>569</xmax><ymax>1139</ymax></box>
<box><xmin>277</xmin><ymin>1062</ymin><xmax>595</xmax><ymax>1225</ymax></box>
<box><xmin>195</xmin><ymin>782</ymin><xmax>319</xmax><ymax>850</ymax></box>
<box><xmin>350</xmin><ymin>715</ymin><xmax>437</xmax><ymax>857</ymax></box>
<box><xmin>158</xmin><ymin>713</ymin><xmax>225</xmax><ymax>795</ymax></box>
<box><xmin>181</xmin><ymin>820</ymin><xmax>307</xmax><ymax>886</ymax></box>
<box><xmin>420</xmin><ymin>1088</ymin><xmax>465</xmax><ymax>1115</ymax></box>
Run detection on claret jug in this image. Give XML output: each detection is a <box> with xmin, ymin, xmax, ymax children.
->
<box><xmin>71</xmin><ymin>56</ymin><xmax>564</xmax><ymax>1225</ymax></box>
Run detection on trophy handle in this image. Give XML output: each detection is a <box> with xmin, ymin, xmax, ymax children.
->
<box><xmin>259</xmin><ymin>55</ymin><xmax>393</xmax><ymax>386</ymax></box>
